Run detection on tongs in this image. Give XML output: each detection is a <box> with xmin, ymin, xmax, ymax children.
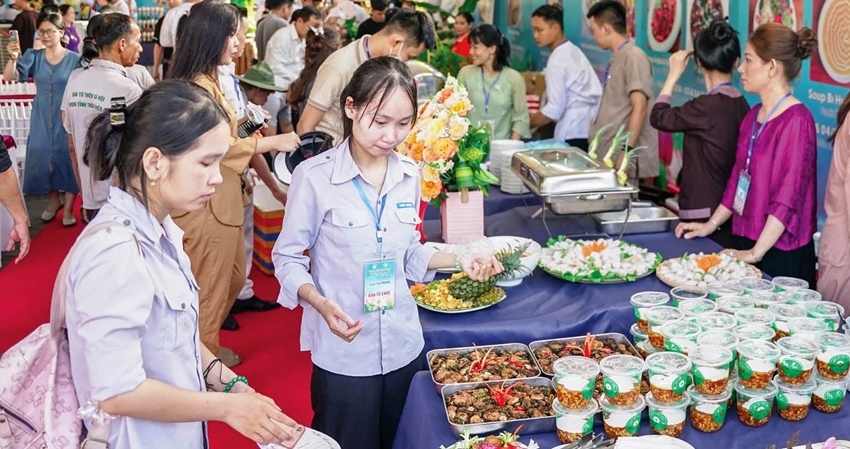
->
<box><xmin>553</xmin><ymin>432</ymin><xmax>614</xmax><ymax>449</ymax></box>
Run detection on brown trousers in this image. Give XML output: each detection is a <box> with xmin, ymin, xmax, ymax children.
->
<box><xmin>174</xmin><ymin>203</ymin><xmax>245</xmax><ymax>356</ymax></box>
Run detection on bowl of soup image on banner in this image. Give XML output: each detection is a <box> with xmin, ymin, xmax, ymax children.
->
<box><xmin>812</xmin><ymin>0</ymin><xmax>850</xmax><ymax>87</ymax></box>
<box><xmin>685</xmin><ymin>0</ymin><xmax>729</xmax><ymax>50</ymax></box>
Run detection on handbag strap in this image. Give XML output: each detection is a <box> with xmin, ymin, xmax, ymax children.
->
<box><xmin>49</xmin><ymin>221</ymin><xmax>141</xmax><ymax>335</ymax></box>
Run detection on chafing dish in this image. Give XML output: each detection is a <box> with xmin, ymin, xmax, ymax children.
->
<box><xmin>427</xmin><ymin>343</ymin><xmax>540</xmax><ymax>393</ymax></box>
<box><xmin>511</xmin><ymin>148</ymin><xmax>638</xmax><ymax>215</ymax></box>
<box><xmin>591</xmin><ymin>205</ymin><xmax>679</xmax><ymax>235</ymax></box>
<box><xmin>441</xmin><ymin>377</ymin><xmax>556</xmax><ymax>437</ymax></box>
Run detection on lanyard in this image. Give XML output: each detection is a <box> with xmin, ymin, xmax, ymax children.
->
<box><xmin>352</xmin><ymin>178</ymin><xmax>387</xmax><ymax>248</ymax></box>
<box><xmin>230</xmin><ymin>74</ymin><xmax>241</xmax><ymax>103</ymax></box>
<box><xmin>364</xmin><ymin>36</ymin><xmax>372</xmax><ymax>59</ymax></box>
<box><xmin>602</xmin><ymin>40</ymin><xmax>629</xmax><ymax>87</ymax></box>
<box><xmin>745</xmin><ymin>92</ymin><xmax>791</xmax><ymax>172</ymax></box>
<box><xmin>707</xmin><ymin>81</ymin><xmax>732</xmax><ymax>95</ymax></box>
<box><xmin>480</xmin><ymin>68</ymin><xmax>502</xmax><ymax>114</ymax></box>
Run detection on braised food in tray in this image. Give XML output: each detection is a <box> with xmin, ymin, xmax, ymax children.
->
<box><xmin>532</xmin><ymin>334</ymin><xmax>641</xmax><ymax>376</ymax></box>
<box><xmin>445</xmin><ymin>381</ymin><xmax>556</xmax><ymax>425</ymax></box>
<box><xmin>430</xmin><ymin>346</ymin><xmax>539</xmax><ymax>384</ymax></box>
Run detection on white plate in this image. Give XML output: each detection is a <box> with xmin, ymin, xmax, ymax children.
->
<box><xmin>415</xmin><ymin>292</ymin><xmax>507</xmax><ymax>314</ymax></box>
<box><xmin>818</xmin><ymin>0</ymin><xmax>850</xmax><ymax>83</ymax></box>
<box><xmin>647</xmin><ymin>0</ymin><xmax>682</xmax><ymax>52</ymax></box>
<box><xmin>685</xmin><ymin>0</ymin><xmax>730</xmax><ymax>50</ymax></box>
<box><xmin>258</xmin><ymin>428</ymin><xmax>341</xmax><ymax>449</ymax></box>
<box><xmin>753</xmin><ymin>0</ymin><xmax>797</xmax><ymax>32</ymax></box>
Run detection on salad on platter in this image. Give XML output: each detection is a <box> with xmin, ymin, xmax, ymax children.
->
<box><xmin>411</xmin><ymin>277</ymin><xmax>507</xmax><ymax>313</ymax></box>
<box><xmin>656</xmin><ymin>252</ymin><xmax>761</xmax><ymax>288</ymax></box>
<box><xmin>440</xmin><ymin>429</ymin><xmax>538</xmax><ymax>449</ymax></box>
<box><xmin>539</xmin><ymin>237</ymin><xmax>662</xmax><ymax>283</ymax></box>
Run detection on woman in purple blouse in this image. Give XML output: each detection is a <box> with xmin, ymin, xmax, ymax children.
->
<box><xmin>60</xmin><ymin>5</ymin><xmax>80</xmax><ymax>53</ymax></box>
<box><xmin>677</xmin><ymin>23</ymin><xmax>819</xmax><ymax>286</ymax></box>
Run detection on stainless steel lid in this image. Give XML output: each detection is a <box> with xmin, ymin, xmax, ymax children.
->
<box><xmin>511</xmin><ymin>148</ymin><xmax>620</xmax><ymax>195</ymax></box>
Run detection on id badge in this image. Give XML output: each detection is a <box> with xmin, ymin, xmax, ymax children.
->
<box><xmin>363</xmin><ymin>259</ymin><xmax>396</xmax><ymax>312</ymax></box>
<box><xmin>733</xmin><ymin>171</ymin><xmax>751</xmax><ymax>216</ymax></box>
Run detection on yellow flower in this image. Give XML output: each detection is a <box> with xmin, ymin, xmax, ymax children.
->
<box><xmin>450</xmin><ymin>98</ymin><xmax>471</xmax><ymax>116</ymax></box>
<box><xmin>423</xmin><ymin>138</ymin><xmax>457</xmax><ymax>162</ymax></box>
<box><xmin>448</xmin><ymin>117</ymin><xmax>469</xmax><ymax>140</ymax></box>
<box><xmin>427</xmin><ymin>118</ymin><xmax>446</xmax><ymax>136</ymax></box>
<box><xmin>422</xmin><ymin>164</ymin><xmax>440</xmax><ymax>182</ymax></box>
<box><xmin>421</xmin><ymin>178</ymin><xmax>443</xmax><ymax>201</ymax></box>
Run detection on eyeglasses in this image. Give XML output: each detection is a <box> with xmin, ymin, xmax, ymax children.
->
<box><xmin>37</xmin><ymin>29</ymin><xmax>60</xmax><ymax>36</ymax></box>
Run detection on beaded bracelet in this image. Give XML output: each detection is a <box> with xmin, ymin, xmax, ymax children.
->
<box><xmin>223</xmin><ymin>375</ymin><xmax>249</xmax><ymax>393</ymax></box>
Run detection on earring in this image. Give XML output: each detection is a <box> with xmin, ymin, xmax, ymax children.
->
<box><xmin>151</xmin><ymin>178</ymin><xmax>157</xmax><ymax>186</ymax></box>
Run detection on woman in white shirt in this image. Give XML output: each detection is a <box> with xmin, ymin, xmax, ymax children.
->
<box><xmin>273</xmin><ymin>56</ymin><xmax>502</xmax><ymax>449</ymax></box>
<box><xmin>65</xmin><ymin>80</ymin><xmax>300</xmax><ymax>448</ymax></box>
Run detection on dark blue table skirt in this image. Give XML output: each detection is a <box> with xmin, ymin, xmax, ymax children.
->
<box><xmin>395</xmin><ymin>371</ymin><xmax>848</xmax><ymax>449</ymax></box>
<box><xmin>422</xmin><ymin>188</ymin><xmax>539</xmax><ymax>221</ymax></box>
<box><xmin>418</xmin><ymin>206</ymin><xmax>722</xmax><ymax>357</ymax></box>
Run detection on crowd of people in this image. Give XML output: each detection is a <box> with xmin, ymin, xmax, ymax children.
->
<box><xmin>1</xmin><ymin>0</ymin><xmax>849</xmax><ymax>448</ymax></box>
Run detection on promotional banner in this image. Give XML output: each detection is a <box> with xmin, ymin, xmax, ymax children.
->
<box><xmin>499</xmin><ymin>0</ymin><xmax>848</xmax><ymax>227</ymax></box>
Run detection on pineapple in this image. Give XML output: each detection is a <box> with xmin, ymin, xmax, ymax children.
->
<box><xmin>447</xmin><ymin>242</ymin><xmax>531</xmax><ymax>300</ymax></box>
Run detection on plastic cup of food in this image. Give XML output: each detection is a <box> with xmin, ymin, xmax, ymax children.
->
<box><xmin>599</xmin><ymin>355</ymin><xmax>646</xmax><ymax>407</ymax></box>
<box><xmin>775</xmin><ymin>336</ymin><xmax>819</xmax><ymax>385</ymax></box>
<box><xmin>646</xmin><ymin>352</ymin><xmax>692</xmax><ymax>403</ymax></box>
<box><xmin>659</xmin><ymin>320</ymin><xmax>701</xmax><ymax>354</ymax></box>
<box><xmin>735</xmin><ymin>324</ymin><xmax>777</xmax><ymax>342</ymax></box>
<box><xmin>727</xmin><ymin>373</ymin><xmax>738</xmax><ymax>407</ymax></box>
<box><xmin>553</xmin><ymin>357</ymin><xmax>600</xmax><ymax>411</ymax></box>
<box><xmin>690</xmin><ymin>344</ymin><xmax>734</xmax><ymax>395</ymax></box>
<box><xmin>774</xmin><ymin>375</ymin><xmax>816</xmax><ymax>421</ymax></box>
<box><xmin>734</xmin><ymin>308</ymin><xmax>777</xmax><ymax>328</ymax></box>
<box><xmin>736</xmin><ymin>339</ymin><xmax>781</xmax><ymax>389</ymax></box>
<box><xmin>805</xmin><ymin>302</ymin><xmax>845</xmax><ymax>332</ymax></box>
<box><xmin>716</xmin><ymin>296</ymin><xmax>755</xmax><ymax>315</ymax></box>
<box><xmin>734</xmin><ymin>379</ymin><xmax>778</xmax><ymax>427</ymax></box>
<box><xmin>815</xmin><ymin>332</ymin><xmax>850</xmax><ymax>381</ymax></box>
<box><xmin>695</xmin><ymin>312</ymin><xmax>738</xmax><ymax>332</ymax></box>
<box><xmin>696</xmin><ymin>329</ymin><xmax>739</xmax><ymax>362</ymax></box>
<box><xmin>749</xmin><ymin>290</ymin><xmax>784</xmax><ymax>309</ymax></box>
<box><xmin>687</xmin><ymin>384</ymin><xmax>732</xmax><ymax>433</ymax></box>
<box><xmin>787</xmin><ymin>317</ymin><xmax>831</xmax><ymax>343</ymax></box>
<box><xmin>811</xmin><ymin>371</ymin><xmax>848</xmax><ymax>413</ymax></box>
<box><xmin>707</xmin><ymin>280</ymin><xmax>745</xmax><ymax>300</ymax></box>
<box><xmin>779</xmin><ymin>288</ymin><xmax>822</xmax><ymax>305</ymax></box>
<box><xmin>631</xmin><ymin>292</ymin><xmax>670</xmax><ymax>333</ymax></box>
<box><xmin>644</xmin><ymin>391</ymin><xmax>689</xmax><ymax>437</ymax></box>
<box><xmin>768</xmin><ymin>303</ymin><xmax>808</xmax><ymax>341</ymax></box>
<box><xmin>598</xmin><ymin>394</ymin><xmax>645</xmax><ymax>439</ymax></box>
<box><xmin>552</xmin><ymin>398</ymin><xmax>598</xmax><ymax>444</ymax></box>
<box><xmin>772</xmin><ymin>276</ymin><xmax>809</xmax><ymax>292</ymax></box>
<box><xmin>670</xmin><ymin>286</ymin><xmax>708</xmax><ymax>306</ymax></box>
<box><xmin>677</xmin><ymin>298</ymin><xmax>717</xmax><ymax>317</ymax></box>
<box><xmin>630</xmin><ymin>324</ymin><xmax>649</xmax><ymax>358</ymax></box>
<box><xmin>644</xmin><ymin>306</ymin><xmax>685</xmax><ymax>350</ymax></box>
<box><xmin>739</xmin><ymin>277</ymin><xmax>775</xmax><ymax>294</ymax></box>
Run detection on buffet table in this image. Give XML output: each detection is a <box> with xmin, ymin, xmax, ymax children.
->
<box><xmin>422</xmin><ymin>188</ymin><xmax>537</xmax><ymax>220</ymax></box>
<box><xmin>394</xmin><ymin>206</ymin><xmax>850</xmax><ymax>449</ymax></box>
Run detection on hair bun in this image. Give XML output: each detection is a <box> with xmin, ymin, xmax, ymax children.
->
<box><xmin>796</xmin><ymin>27</ymin><xmax>816</xmax><ymax>60</ymax></box>
<box><xmin>709</xmin><ymin>19</ymin><xmax>733</xmax><ymax>44</ymax></box>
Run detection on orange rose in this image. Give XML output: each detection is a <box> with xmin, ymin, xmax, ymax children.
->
<box><xmin>438</xmin><ymin>87</ymin><xmax>454</xmax><ymax>103</ymax></box>
<box><xmin>421</xmin><ymin>178</ymin><xmax>443</xmax><ymax>200</ymax></box>
<box><xmin>418</xmin><ymin>100</ymin><xmax>430</xmax><ymax>116</ymax></box>
<box><xmin>410</xmin><ymin>141</ymin><xmax>425</xmax><ymax>162</ymax></box>
<box><xmin>424</xmin><ymin>138</ymin><xmax>457</xmax><ymax>161</ymax></box>
<box><xmin>422</xmin><ymin>164</ymin><xmax>440</xmax><ymax>182</ymax></box>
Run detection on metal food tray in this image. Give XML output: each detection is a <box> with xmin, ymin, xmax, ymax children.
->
<box><xmin>592</xmin><ymin>205</ymin><xmax>679</xmax><ymax>235</ymax></box>
<box><xmin>511</xmin><ymin>148</ymin><xmax>619</xmax><ymax>195</ymax></box>
<box><xmin>441</xmin><ymin>377</ymin><xmax>556</xmax><ymax>437</ymax></box>
<box><xmin>528</xmin><ymin>333</ymin><xmax>642</xmax><ymax>376</ymax></box>
<box><xmin>544</xmin><ymin>186</ymin><xmax>639</xmax><ymax>215</ymax></box>
<box><xmin>427</xmin><ymin>343</ymin><xmax>540</xmax><ymax>393</ymax></box>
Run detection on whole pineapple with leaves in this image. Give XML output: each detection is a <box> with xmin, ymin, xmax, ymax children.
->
<box><xmin>448</xmin><ymin>242</ymin><xmax>531</xmax><ymax>300</ymax></box>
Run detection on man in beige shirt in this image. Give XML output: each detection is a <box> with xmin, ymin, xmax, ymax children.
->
<box><xmin>296</xmin><ymin>9</ymin><xmax>436</xmax><ymax>144</ymax></box>
<box><xmin>586</xmin><ymin>0</ymin><xmax>658</xmax><ymax>181</ymax></box>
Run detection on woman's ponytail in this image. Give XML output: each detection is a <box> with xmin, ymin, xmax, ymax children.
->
<box><xmin>83</xmin><ymin>111</ymin><xmax>123</xmax><ymax>182</ymax></box>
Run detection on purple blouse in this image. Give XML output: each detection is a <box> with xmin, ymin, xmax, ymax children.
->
<box><xmin>720</xmin><ymin>103</ymin><xmax>817</xmax><ymax>251</ymax></box>
<box><xmin>64</xmin><ymin>26</ymin><xmax>80</xmax><ymax>54</ymax></box>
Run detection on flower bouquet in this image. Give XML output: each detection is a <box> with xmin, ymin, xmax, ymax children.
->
<box><xmin>397</xmin><ymin>76</ymin><xmax>499</xmax><ymax>206</ymax></box>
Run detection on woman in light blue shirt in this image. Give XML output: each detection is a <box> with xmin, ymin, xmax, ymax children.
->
<box><xmin>64</xmin><ymin>80</ymin><xmax>299</xmax><ymax>448</ymax></box>
<box><xmin>273</xmin><ymin>57</ymin><xmax>502</xmax><ymax>449</ymax></box>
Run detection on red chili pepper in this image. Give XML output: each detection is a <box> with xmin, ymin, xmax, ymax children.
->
<box><xmin>504</xmin><ymin>359</ymin><xmax>526</xmax><ymax>370</ymax></box>
<box><xmin>486</xmin><ymin>383</ymin><xmax>517</xmax><ymax>407</ymax></box>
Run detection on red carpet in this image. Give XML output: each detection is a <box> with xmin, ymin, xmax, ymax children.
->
<box><xmin>0</xmin><ymin>214</ymin><xmax>314</xmax><ymax>448</ymax></box>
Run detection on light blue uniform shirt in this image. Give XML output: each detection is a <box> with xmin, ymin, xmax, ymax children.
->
<box><xmin>273</xmin><ymin>140</ymin><xmax>439</xmax><ymax>377</ymax></box>
<box><xmin>65</xmin><ymin>187</ymin><xmax>207</xmax><ymax>449</ymax></box>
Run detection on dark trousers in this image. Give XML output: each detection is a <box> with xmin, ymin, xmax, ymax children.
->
<box><xmin>310</xmin><ymin>356</ymin><xmax>421</xmax><ymax>449</ymax></box>
<box><xmin>735</xmin><ymin>236</ymin><xmax>817</xmax><ymax>287</ymax></box>
<box><xmin>80</xmin><ymin>207</ymin><xmax>100</xmax><ymax>225</ymax></box>
<box><xmin>566</xmin><ymin>138</ymin><xmax>589</xmax><ymax>152</ymax></box>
